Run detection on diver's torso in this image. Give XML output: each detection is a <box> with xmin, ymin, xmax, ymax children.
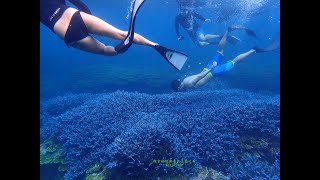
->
<box><xmin>177</xmin><ymin>14</ymin><xmax>199</xmax><ymax>32</ymax></box>
<box><xmin>40</xmin><ymin>0</ymin><xmax>69</xmax><ymax>31</ymax></box>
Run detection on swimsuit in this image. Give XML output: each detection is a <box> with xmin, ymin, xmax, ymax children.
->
<box><xmin>64</xmin><ymin>11</ymin><xmax>89</xmax><ymax>46</ymax></box>
<box><xmin>203</xmin><ymin>51</ymin><xmax>234</xmax><ymax>77</ymax></box>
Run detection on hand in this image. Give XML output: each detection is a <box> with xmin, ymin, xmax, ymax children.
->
<box><xmin>178</xmin><ymin>36</ymin><xmax>184</xmax><ymax>40</ymax></box>
<box><xmin>205</xmin><ymin>19</ymin><xmax>211</xmax><ymax>23</ymax></box>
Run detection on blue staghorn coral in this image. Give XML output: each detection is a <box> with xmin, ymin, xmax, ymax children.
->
<box><xmin>40</xmin><ymin>93</ymin><xmax>98</xmax><ymax>128</ymax></box>
<box><xmin>226</xmin><ymin>153</ymin><xmax>280</xmax><ymax>179</ymax></box>
<box><xmin>40</xmin><ymin>89</ymin><xmax>280</xmax><ymax>179</ymax></box>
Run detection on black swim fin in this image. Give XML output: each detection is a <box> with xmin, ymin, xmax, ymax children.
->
<box><xmin>244</xmin><ymin>28</ymin><xmax>257</xmax><ymax>38</ymax></box>
<box><xmin>154</xmin><ymin>45</ymin><xmax>188</xmax><ymax>70</ymax></box>
<box><xmin>253</xmin><ymin>32</ymin><xmax>280</xmax><ymax>53</ymax></box>
<box><xmin>213</xmin><ymin>35</ymin><xmax>240</xmax><ymax>45</ymax></box>
<box><xmin>226</xmin><ymin>35</ymin><xmax>241</xmax><ymax>45</ymax></box>
<box><xmin>253</xmin><ymin>46</ymin><xmax>268</xmax><ymax>53</ymax></box>
<box><xmin>115</xmin><ymin>0</ymin><xmax>146</xmax><ymax>53</ymax></box>
<box><xmin>228</xmin><ymin>25</ymin><xmax>257</xmax><ymax>38</ymax></box>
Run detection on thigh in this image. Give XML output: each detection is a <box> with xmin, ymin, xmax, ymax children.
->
<box><xmin>71</xmin><ymin>35</ymin><xmax>107</xmax><ymax>55</ymax></box>
<box><xmin>195</xmin><ymin>74</ymin><xmax>212</xmax><ymax>87</ymax></box>
<box><xmin>80</xmin><ymin>12</ymin><xmax>126</xmax><ymax>40</ymax></box>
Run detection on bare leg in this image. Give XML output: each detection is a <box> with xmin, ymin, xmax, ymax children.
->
<box><xmin>80</xmin><ymin>12</ymin><xmax>157</xmax><ymax>47</ymax></box>
<box><xmin>71</xmin><ymin>35</ymin><xmax>118</xmax><ymax>56</ymax></box>
<box><xmin>231</xmin><ymin>49</ymin><xmax>256</xmax><ymax>64</ymax></box>
<box><xmin>217</xmin><ymin>30</ymin><xmax>229</xmax><ymax>54</ymax></box>
<box><xmin>197</xmin><ymin>41</ymin><xmax>210</xmax><ymax>47</ymax></box>
<box><xmin>194</xmin><ymin>73</ymin><xmax>212</xmax><ymax>88</ymax></box>
<box><xmin>198</xmin><ymin>34</ymin><xmax>221</xmax><ymax>41</ymax></box>
<box><xmin>194</xmin><ymin>62</ymin><xmax>217</xmax><ymax>87</ymax></box>
<box><xmin>182</xmin><ymin>62</ymin><xmax>217</xmax><ymax>88</ymax></box>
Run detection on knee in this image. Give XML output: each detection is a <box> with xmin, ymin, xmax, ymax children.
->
<box><xmin>118</xmin><ymin>31</ymin><xmax>127</xmax><ymax>39</ymax></box>
<box><xmin>198</xmin><ymin>34</ymin><xmax>205</xmax><ymax>41</ymax></box>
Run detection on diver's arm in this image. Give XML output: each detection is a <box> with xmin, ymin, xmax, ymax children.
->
<box><xmin>193</xmin><ymin>12</ymin><xmax>206</xmax><ymax>21</ymax></box>
<box><xmin>68</xmin><ymin>0</ymin><xmax>92</xmax><ymax>15</ymax></box>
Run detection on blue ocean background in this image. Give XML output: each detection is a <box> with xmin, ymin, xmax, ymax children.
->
<box><xmin>40</xmin><ymin>0</ymin><xmax>280</xmax><ymax>179</ymax></box>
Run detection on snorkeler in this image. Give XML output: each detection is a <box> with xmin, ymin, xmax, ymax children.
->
<box><xmin>40</xmin><ymin>0</ymin><xmax>155</xmax><ymax>55</ymax></box>
<box><xmin>175</xmin><ymin>7</ymin><xmax>244</xmax><ymax>47</ymax></box>
<box><xmin>171</xmin><ymin>26</ymin><xmax>280</xmax><ymax>91</ymax></box>
<box><xmin>40</xmin><ymin>0</ymin><xmax>188</xmax><ymax>70</ymax></box>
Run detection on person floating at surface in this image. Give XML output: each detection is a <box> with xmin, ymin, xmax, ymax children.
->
<box><xmin>170</xmin><ymin>26</ymin><xmax>280</xmax><ymax>91</ymax></box>
<box><xmin>40</xmin><ymin>0</ymin><xmax>189</xmax><ymax>70</ymax></box>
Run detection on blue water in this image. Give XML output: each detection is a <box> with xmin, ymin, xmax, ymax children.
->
<box><xmin>40</xmin><ymin>0</ymin><xmax>280</xmax><ymax>179</ymax></box>
<box><xmin>40</xmin><ymin>0</ymin><xmax>279</xmax><ymax>100</ymax></box>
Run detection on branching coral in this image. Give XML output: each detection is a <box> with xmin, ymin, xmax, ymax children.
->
<box><xmin>226</xmin><ymin>153</ymin><xmax>280</xmax><ymax>179</ymax></box>
<box><xmin>40</xmin><ymin>89</ymin><xmax>280</xmax><ymax>179</ymax></box>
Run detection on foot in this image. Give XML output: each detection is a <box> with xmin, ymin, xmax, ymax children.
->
<box><xmin>197</xmin><ymin>41</ymin><xmax>210</xmax><ymax>47</ymax></box>
<box><xmin>211</xmin><ymin>61</ymin><xmax>218</xmax><ymax>69</ymax></box>
<box><xmin>115</xmin><ymin>42</ymin><xmax>132</xmax><ymax>53</ymax></box>
<box><xmin>105</xmin><ymin>46</ymin><xmax>118</xmax><ymax>56</ymax></box>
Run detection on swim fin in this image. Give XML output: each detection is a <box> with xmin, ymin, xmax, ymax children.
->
<box><xmin>244</xmin><ymin>28</ymin><xmax>257</xmax><ymax>38</ymax></box>
<box><xmin>228</xmin><ymin>25</ymin><xmax>257</xmax><ymax>38</ymax></box>
<box><xmin>212</xmin><ymin>35</ymin><xmax>240</xmax><ymax>45</ymax></box>
<box><xmin>226</xmin><ymin>35</ymin><xmax>241</xmax><ymax>45</ymax></box>
<box><xmin>253</xmin><ymin>46</ymin><xmax>269</xmax><ymax>53</ymax></box>
<box><xmin>253</xmin><ymin>32</ymin><xmax>280</xmax><ymax>53</ymax></box>
<box><xmin>115</xmin><ymin>0</ymin><xmax>146</xmax><ymax>53</ymax></box>
<box><xmin>154</xmin><ymin>45</ymin><xmax>188</xmax><ymax>70</ymax></box>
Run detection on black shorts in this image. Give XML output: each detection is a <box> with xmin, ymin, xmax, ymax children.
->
<box><xmin>64</xmin><ymin>11</ymin><xmax>89</xmax><ymax>46</ymax></box>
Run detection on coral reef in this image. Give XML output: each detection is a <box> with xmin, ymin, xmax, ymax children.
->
<box><xmin>40</xmin><ymin>140</ymin><xmax>67</xmax><ymax>180</ymax></box>
<box><xmin>85</xmin><ymin>163</ymin><xmax>112</xmax><ymax>180</ymax></box>
<box><xmin>40</xmin><ymin>140</ymin><xmax>65</xmax><ymax>165</ymax></box>
<box><xmin>226</xmin><ymin>153</ymin><xmax>280</xmax><ymax>179</ymax></box>
<box><xmin>40</xmin><ymin>89</ymin><xmax>280</xmax><ymax>179</ymax></box>
<box><xmin>40</xmin><ymin>93</ymin><xmax>98</xmax><ymax>130</ymax></box>
<box><xmin>191</xmin><ymin>166</ymin><xmax>229</xmax><ymax>180</ymax></box>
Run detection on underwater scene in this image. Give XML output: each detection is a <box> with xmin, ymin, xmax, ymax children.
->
<box><xmin>40</xmin><ymin>0</ymin><xmax>280</xmax><ymax>179</ymax></box>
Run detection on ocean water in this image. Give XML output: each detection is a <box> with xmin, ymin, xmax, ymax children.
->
<box><xmin>40</xmin><ymin>0</ymin><xmax>280</xmax><ymax>179</ymax></box>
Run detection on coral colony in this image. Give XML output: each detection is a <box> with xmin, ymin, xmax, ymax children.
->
<box><xmin>40</xmin><ymin>89</ymin><xmax>280</xmax><ymax>179</ymax></box>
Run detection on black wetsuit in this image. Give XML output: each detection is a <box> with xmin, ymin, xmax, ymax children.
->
<box><xmin>40</xmin><ymin>0</ymin><xmax>91</xmax><ymax>31</ymax></box>
<box><xmin>40</xmin><ymin>0</ymin><xmax>92</xmax><ymax>45</ymax></box>
<box><xmin>175</xmin><ymin>11</ymin><xmax>206</xmax><ymax>42</ymax></box>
